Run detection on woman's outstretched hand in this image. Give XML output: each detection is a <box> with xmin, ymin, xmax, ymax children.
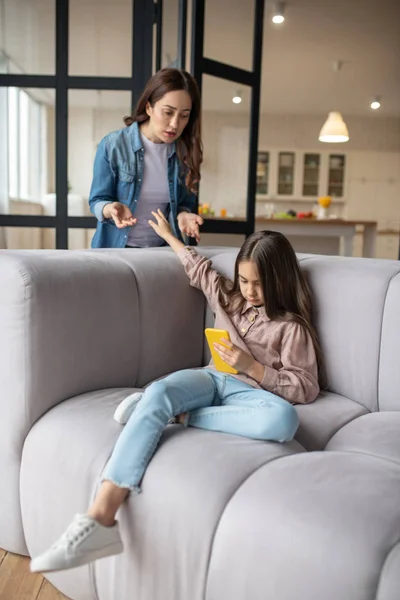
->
<box><xmin>177</xmin><ymin>212</ymin><xmax>203</xmax><ymax>243</ymax></box>
<box><xmin>103</xmin><ymin>202</ymin><xmax>137</xmax><ymax>228</ymax></box>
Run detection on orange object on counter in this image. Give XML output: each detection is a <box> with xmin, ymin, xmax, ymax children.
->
<box><xmin>318</xmin><ymin>196</ymin><xmax>332</xmax><ymax>208</ymax></box>
<box><xmin>220</xmin><ymin>208</ymin><xmax>227</xmax><ymax>217</ymax></box>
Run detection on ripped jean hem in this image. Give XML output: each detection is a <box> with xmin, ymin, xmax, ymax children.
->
<box><xmin>100</xmin><ymin>476</ymin><xmax>142</xmax><ymax>495</ymax></box>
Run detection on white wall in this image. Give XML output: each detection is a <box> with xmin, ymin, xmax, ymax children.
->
<box><xmin>67</xmin><ymin>107</ymin><xmax>128</xmax><ymax>202</ymax></box>
<box><xmin>0</xmin><ymin>87</ymin><xmax>8</xmax><ymax>213</ymax></box>
<box><xmin>345</xmin><ymin>152</ymin><xmax>400</xmax><ymax>229</ymax></box>
<box><xmin>258</xmin><ymin>114</ymin><xmax>400</xmax><ymax>153</ymax></box>
<box><xmin>0</xmin><ymin>0</ymin><xmax>55</xmax><ymax>74</ymax></box>
<box><xmin>69</xmin><ymin>108</ymin><xmax>94</xmax><ymax>203</ymax></box>
<box><xmin>200</xmin><ymin>111</ymin><xmax>400</xmax><ymax>220</ymax></box>
<box><xmin>69</xmin><ymin>0</ymin><xmax>132</xmax><ymax>77</ymax></box>
<box><xmin>202</xmin><ymin>111</ymin><xmax>400</xmax><ymax>157</ymax></box>
<box><xmin>0</xmin><ymin>0</ymin><xmax>131</xmax><ymax>77</ymax></box>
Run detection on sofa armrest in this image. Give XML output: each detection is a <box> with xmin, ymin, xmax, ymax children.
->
<box><xmin>0</xmin><ymin>251</ymin><xmax>139</xmax><ymax>423</ymax></box>
<box><xmin>0</xmin><ymin>250</ymin><xmax>138</xmax><ymax>552</ymax></box>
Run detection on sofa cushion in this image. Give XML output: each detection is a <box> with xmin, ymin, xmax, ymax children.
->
<box><xmin>378</xmin><ymin>271</ymin><xmax>400</xmax><ymax>411</ymax></box>
<box><xmin>21</xmin><ymin>388</ymin><xmax>305</xmax><ymax>600</ymax></box>
<box><xmin>295</xmin><ymin>391</ymin><xmax>368</xmax><ymax>450</ymax></box>
<box><xmin>99</xmin><ymin>250</ymin><xmax>207</xmax><ymax>387</ymax></box>
<box><xmin>206</xmin><ymin>451</ymin><xmax>400</xmax><ymax>600</ymax></box>
<box><xmin>376</xmin><ymin>541</ymin><xmax>400</xmax><ymax>600</ymax></box>
<box><xmin>21</xmin><ymin>388</ymin><xmax>138</xmax><ymax>600</ymax></box>
<box><xmin>325</xmin><ymin>412</ymin><xmax>400</xmax><ymax>464</ymax></box>
<box><xmin>302</xmin><ymin>257</ymin><xmax>400</xmax><ymax>412</ymax></box>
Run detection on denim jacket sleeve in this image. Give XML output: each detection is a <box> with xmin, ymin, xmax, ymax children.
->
<box><xmin>88</xmin><ymin>138</ymin><xmax>116</xmax><ymax>222</ymax></box>
<box><xmin>177</xmin><ymin>177</ymin><xmax>196</xmax><ymax>214</ymax></box>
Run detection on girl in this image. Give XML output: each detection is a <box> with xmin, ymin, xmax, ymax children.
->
<box><xmin>89</xmin><ymin>68</ymin><xmax>204</xmax><ymax>248</ymax></box>
<box><xmin>31</xmin><ymin>216</ymin><xmax>322</xmax><ymax>574</ymax></box>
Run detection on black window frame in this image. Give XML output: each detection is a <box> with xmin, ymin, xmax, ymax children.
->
<box><xmin>0</xmin><ymin>0</ymin><xmax>266</xmax><ymax>250</ymax></box>
<box><xmin>0</xmin><ymin>0</ymin><xmax>156</xmax><ymax>249</ymax></box>
<box><xmin>191</xmin><ymin>0</ymin><xmax>265</xmax><ymax>239</ymax></box>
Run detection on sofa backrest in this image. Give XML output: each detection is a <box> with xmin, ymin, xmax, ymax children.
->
<box><xmin>1</xmin><ymin>247</ymin><xmax>398</xmax><ymax>424</ymax></box>
<box><xmin>101</xmin><ymin>249</ymin><xmax>206</xmax><ymax>387</ymax></box>
<box><xmin>198</xmin><ymin>251</ymin><xmax>400</xmax><ymax>413</ymax></box>
<box><xmin>377</xmin><ymin>270</ymin><xmax>400</xmax><ymax>411</ymax></box>
<box><xmin>302</xmin><ymin>256</ymin><xmax>400</xmax><ymax>412</ymax></box>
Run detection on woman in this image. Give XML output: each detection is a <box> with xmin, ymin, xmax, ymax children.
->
<box><xmin>89</xmin><ymin>68</ymin><xmax>204</xmax><ymax>248</ymax></box>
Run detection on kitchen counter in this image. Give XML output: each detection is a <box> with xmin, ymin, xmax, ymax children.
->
<box><xmin>200</xmin><ymin>217</ymin><xmax>378</xmax><ymax>257</ymax></box>
<box><xmin>255</xmin><ymin>218</ymin><xmax>377</xmax><ymax>257</ymax></box>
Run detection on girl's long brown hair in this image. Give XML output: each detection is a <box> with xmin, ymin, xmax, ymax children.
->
<box><xmin>123</xmin><ymin>68</ymin><xmax>202</xmax><ymax>194</ymax></box>
<box><xmin>219</xmin><ymin>230</ymin><xmax>326</xmax><ymax>387</ymax></box>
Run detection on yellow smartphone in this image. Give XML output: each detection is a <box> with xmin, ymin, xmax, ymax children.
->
<box><xmin>205</xmin><ymin>328</ymin><xmax>238</xmax><ymax>375</ymax></box>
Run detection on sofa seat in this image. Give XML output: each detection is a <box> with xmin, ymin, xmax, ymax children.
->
<box><xmin>205</xmin><ymin>450</ymin><xmax>400</xmax><ymax>600</ymax></box>
<box><xmin>20</xmin><ymin>388</ymin><xmax>305</xmax><ymax>600</ymax></box>
<box><xmin>295</xmin><ymin>391</ymin><xmax>369</xmax><ymax>451</ymax></box>
<box><xmin>326</xmin><ymin>412</ymin><xmax>400</xmax><ymax>464</ymax></box>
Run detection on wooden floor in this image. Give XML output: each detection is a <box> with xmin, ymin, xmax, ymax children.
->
<box><xmin>0</xmin><ymin>549</ymin><xmax>70</xmax><ymax>600</ymax></box>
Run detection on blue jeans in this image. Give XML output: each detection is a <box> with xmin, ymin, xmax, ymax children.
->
<box><xmin>102</xmin><ymin>369</ymin><xmax>299</xmax><ymax>491</ymax></box>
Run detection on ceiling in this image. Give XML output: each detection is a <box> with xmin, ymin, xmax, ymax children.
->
<box><xmin>200</xmin><ymin>0</ymin><xmax>400</xmax><ymax>116</ymax></box>
<box><xmin>2</xmin><ymin>0</ymin><xmax>400</xmax><ymax>118</ymax></box>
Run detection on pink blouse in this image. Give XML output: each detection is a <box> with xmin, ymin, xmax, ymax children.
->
<box><xmin>178</xmin><ymin>247</ymin><xmax>320</xmax><ymax>405</ymax></box>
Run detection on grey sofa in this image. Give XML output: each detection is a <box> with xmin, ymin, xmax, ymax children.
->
<box><xmin>1</xmin><ymin>246</ymin><xmax>400</xmax><ymax>600</ymax></box>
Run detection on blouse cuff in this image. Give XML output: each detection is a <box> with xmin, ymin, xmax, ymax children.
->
<box><xmin>260</xmin><ymin>365</ymin><xmax>279</xmax><ymax>392</ymax></box>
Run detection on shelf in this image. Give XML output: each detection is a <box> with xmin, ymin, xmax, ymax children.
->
<box><xmin>256</xmin><ymin>149</ymin><xmax>348</xmax><ymax>203</ymax></box>
<box><xmin>256</xmin><ymin>196</ymin><xmax>345</xmax><ymax>204</ymax></box>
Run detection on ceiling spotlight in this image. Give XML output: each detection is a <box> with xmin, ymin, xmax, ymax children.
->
<box><xmin>232</xmin><ymin>91</ymin><xmax>242</xmax><ymax>104</ymax></box>
<box><xmin>370</xmin><ymin>97</ymin><xmax>381</xmax><ymax>110</ymax></box>
<box><xmin>272</xmin><ymin>2</ymin><xmax>285</xmax><ymax>24</ymax></box>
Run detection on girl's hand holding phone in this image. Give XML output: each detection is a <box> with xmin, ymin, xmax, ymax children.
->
<box><xmin>213</xmin><ymin>339</ymin><xmax>255</xmax><ymax>375</ymax></box>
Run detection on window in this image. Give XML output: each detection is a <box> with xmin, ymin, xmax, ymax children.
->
<box><xmin>328</xmin><ymin>154</ymin><xmax>346</xmax><ymax>197</ymax></box>
<box><xmin>7</xmin><ymin>87</ymin><xmax>47</xmax><ymax>203</ymax></box>
<box><xmin>303</xmin><ymin>153</ymin><xmax>320</xmax><ymax>196</ymax></box>
<box><xmin>256</xmin><ymin>152</ymin><xmax>269</xmax><ymax>195</ymax></box>
<box><xmin>278</xmin><ymin>152</ymin><xmax>295</xmax><ymax>195</ymax></box>
<box><xmin>8</xmin><ymin>88</ymin><xmax>19</xmax><ymax>199</ymax></box>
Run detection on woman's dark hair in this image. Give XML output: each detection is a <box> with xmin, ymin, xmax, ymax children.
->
<box><xmin>123</xmin><ymin>68</ymin><xmax>202</xmax><ymax>194</ymax></box>
<box><xmin>220</xmin><ymin>230</ymin><xmax>326</xmax><ymax>387</ymax></box>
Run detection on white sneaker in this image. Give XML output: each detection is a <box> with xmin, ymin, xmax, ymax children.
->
<box><xmin>113</xmin><ymin>392</ymin><xmax>143</xmax><ymax>424</ymax></box>
<box><xmin>30</xmin><ymin>514</ymin><xmax>123</xmax><ymax>573</ymax></box>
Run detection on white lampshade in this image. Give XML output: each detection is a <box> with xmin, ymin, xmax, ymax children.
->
<box><xmin>319</xmin><ymin>111</ymin><xmax>349</xmax><ymax>143</ymax></box>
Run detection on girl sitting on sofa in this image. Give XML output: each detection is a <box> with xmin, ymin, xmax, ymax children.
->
<box><xmin>31</xmin><ymin>214</ymin><xmax>323</xmax><ymax>574</ymax></box>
